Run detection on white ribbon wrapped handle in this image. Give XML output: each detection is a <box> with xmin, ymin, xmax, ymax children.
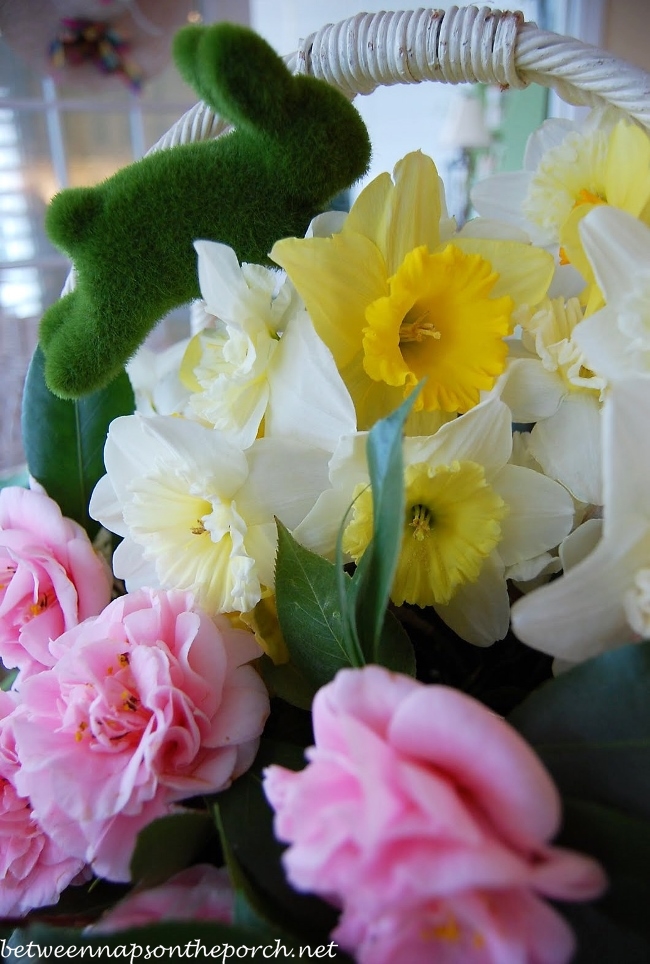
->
<box><xmin>153</xmin><ymin>4</ymin><xmax>650</xmax><ymax>152</ymax></box>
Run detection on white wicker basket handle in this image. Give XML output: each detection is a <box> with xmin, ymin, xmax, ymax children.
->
<box><xmin>60</xmin><ymin>5</ymin><xmax>650</xmax><ymax>298</ymax></box>
<box><xmin>152</xmin><ymin>4</ymin><xmax>650</xmax><ymax>153</ymax></box>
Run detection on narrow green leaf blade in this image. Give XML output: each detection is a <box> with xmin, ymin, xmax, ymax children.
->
<box><xmin>21</xmin><ymin>346</ymin><xmax>134</xmax><ymax>536</ymax></box>
<box><xmin>275</xmin><ymin>519</ymin><xmax>358</xmax><ymax>687</ymax></box>
<box><xmin>354</xmin><ymin>389</ymin><xmax>421</xmax><ymax>659</ymax></box>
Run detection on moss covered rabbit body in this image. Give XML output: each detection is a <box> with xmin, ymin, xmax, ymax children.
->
<box><xmin>40</xmin><ymin>23</ymin><xmax>371</xmax><ymax>399</ymax></box>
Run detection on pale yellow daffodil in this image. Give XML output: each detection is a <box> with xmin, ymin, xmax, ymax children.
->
<box><xmin>271</xmin><ymin>151</ymin><xmax>554</xmax><ymax>431</ymax></box>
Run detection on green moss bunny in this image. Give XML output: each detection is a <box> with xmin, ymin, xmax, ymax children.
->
<box><xmin>39</xmin><ymin>23</ymin><xmax>371</xmax><ymax>398</ymax></box>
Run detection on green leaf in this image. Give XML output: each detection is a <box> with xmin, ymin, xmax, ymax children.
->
<box><xmin>508</xmin><ymin>640</ymin><xmax>650</xmax><ymax>821</ymax></box>
<box><xmin>21</xmin><ymin>346</ymin><xmax>134</xmax><ymax>537</ymax></box>
<box><xmin>352</xmin><ymin>388</ymin><xmax>421</xmax><ymax>661</ymax></box>
<box><xmin>275</xmin><ymin>519</ymin><xmax>358</xmax><ymax>688</ymax></box>
<box><xmin>557</xmin><ymin>798</ymin><xmax>650</xmax><ymax>940</ymax></box>
<box><xmin>129</xmin><ymin>810</ymin><xmax>216</xmax><ymax>888</ymax></box>
<box><xmin>374</xmin><ymin>608</ymin><xmax>416</xmax><ymax>677</ymax></box>
<box><xmin>257</xmin><ymin>655</ymin><xmax>316</xmax><ymax>710</ymax></box>
<box><xmin>213</xmin><ymin>738</ymin><xmax>339</xmax><ymax>942</ymax></box>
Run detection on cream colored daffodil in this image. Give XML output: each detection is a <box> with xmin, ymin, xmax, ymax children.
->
<box><xmin>472</xmin><ymin>109</ymin><xmax>650</xmax><ymax>294</ymax></box>
<box><xmin>294</xmin><ymin>395</ymin><xmax>574</xmax><ymax>646</ymax></box>
<box><xmin>271</xmin><ymin>151</ymin><xmax>553</xmax><ymax>431</ymax></box>
<box><xmin>89</xmin><ymin>413</ymin><xmax>333</xmax><ymax>615</ymax></box>
<box><xmin>511</xmin><ymin>376</ymin><xmax>650</xmax><ymax>662</ymax></box>
<box><xmin>571</xmin><ymin>206</ymin><xmax>650</xmax><ymax>381</ymax></box>
<box><xmin>499</xmin><ymin>296</ymin><xmax>605</xmax><ymax>505</ymax></box>
<box><xmin>126</xmin><ymin>338</ymin><xmax>190</xmax><ymax>416</ymax></box>
<box><xmin>181</xmin><ymin>241</ymin><xmax>355</xmax><ymax>451</ymax></box>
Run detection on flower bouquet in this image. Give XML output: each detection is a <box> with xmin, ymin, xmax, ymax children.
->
<box><xmin>2</xmin><ymin>7</ymin><xmax>650</xmax><ymax>963</ymax></box>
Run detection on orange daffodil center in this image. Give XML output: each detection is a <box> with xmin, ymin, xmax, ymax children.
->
<box><xmin>271</xmin><ymin>151</ymin><xmax>554</xmax><ymax>430</ymax></box>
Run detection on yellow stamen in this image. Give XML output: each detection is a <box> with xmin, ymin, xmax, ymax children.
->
<box><xmin>191</xmin><ymin>519</ymin><xmax>207</xmax><ymax>535</ymax></box>
<box><xmin>118</xmin><ymin>652</ymin><xmax>130</xmax><ymax>667</ymax></box>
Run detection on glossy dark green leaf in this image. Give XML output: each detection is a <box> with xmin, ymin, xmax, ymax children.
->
<box><xmin>508</xmin><ymin>641</ymin><xmax>650</xmax><ymax>820</ymax></box>
<box><xmin>557</xmin><ymin>798</ymin><xmax>650</xmax><ymax>941</ymax></box>
<box><xmin>374</xmin><ymin>608</ymin><xmax>416</xmax><ymax>676</ymax></box>
<box><xmin>21</xmin><ymin>346</ymin><xmax>134</xmax><ymax>537</ymax></box>
<box><xmin>129</xmin><ymin>810</ymin><xmax>216</xmax><ymax>888</ymax></box>
<box><xmin>275</xmin><ymin>519</ymin><xmax>358</xmax><ymax>688</ymax></box>
<box><xmin>213</xmin><ymin>738</ymin><xmax>339</xmax><ymax>942</ymax></box>
<box><xmin>257</xmin><ymin>654</ymin><xmax>316</xmax><ymax>710</ymax></box>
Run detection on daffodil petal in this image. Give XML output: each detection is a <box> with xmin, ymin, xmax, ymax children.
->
<box><xmin>604</xmin><ymin>120</ymin><xmax>650</xmax><ymax>215</ymax></box>
<box><xmin>559</xmin><ymin>518</ymin><xmax>602</xmax><ymax>571</ymax></box>
<box><xmin>343</xmin><ymin>171</ymin><xmax>394</xmax><ymax>248</ymax></box>
<box><xmin>579</xmin><ymin>205</ymin><xmax>650</xmax><ymax>305</ymax></box>
<box><xmin>573</xmin><ymin>308</ymin><xmax>647</xmax><ymax>381</ymax></box>
<box><xmin>194</xmin><ymin>240</ymin><xmax>248</xmax><ymax>319</ymax></box>
<box><xmin>524</xmin><ymin>117</ymin><xmax>576</xmax><ymax>169</ymax></box>
<box><xmin>602</xmin><ymin>375</ymin><xmax>650</xmax><ymax>533</ymax></box>
<box><xmin>271</xmin><ymin>233</ymin><xmax>388</xmax><ymax>368</ymax></box>
<box><xmin>112</xmin><ymin>537</ymin><xmax>158</xmax><ymax>588</ymax></box>
<box><xmin>458</xmin><ymin>216</ymin><xmax>531</xmax><ymax>242</ymax></box>
<box><xmin>453</xmin><ymin>238</ymin><xmax>554</xmax><ymax>308</ymax></box>
<box><xmin>511</xmin><ymin>527</ymin><xmax>647</xmax><ymax>660</ymax></box>
<box><xmin>491</xmin><ymin>464</ymin><xmax>574</xmax><ymax>566</ymax></box>
<box><xmin>383</xmin><ymin>151</ymin><xmax>442</xmax><ymax>271</ymax></box>
<box><xmin>409</xmin><ymin>395</ymin><xmax>512</xmax><ymax>477</ymax></box>
<box><xmin>89</xmin><ymin>474</ymin><xmax>128</xmax><ymax>537</ymax></box>
<box><xmin>244</xmin><ymin>522</ymin><xmax>278</xmax><ymax>589</ymax></box>
<box><xmin>500</xmin><ymin>358</ymin><xmax>565</xmax><ymax>423</ymax></box>
<box><xmin>339</xmin><ymin>351</ymin><xmax>406</xmax><ymax>431</ymax></box>
<box><xmin>293</xmin><ymin>487</ymin><xmax>356</xmax><ymax>559</ymax></box>
<box><xmin>434</xmin><ymin>551</ymin><xmax>509</xmax><ymax>646</ymax></box>
<box><xmin>240</xmin><ymin>439</ymin><xmax>331</xmax><ymax>529</ymax></box>
<box><xmin>266</xmin><ymin>312</ymin><xmax>356</xmax><ymax>449</ymax></box>
<box><xmin>527</xmin><ymin>393</ymin><xmax>603</xmax><ymax>505</ymax></box>
<box><xmin>470</xmin><ymin>172</ymin><xmax>537</xmax><ymax>236</ymax></box>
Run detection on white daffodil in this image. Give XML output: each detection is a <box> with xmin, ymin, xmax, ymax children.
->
<box><xmin>126</xmin><ymin>338</ymin><xmax>191</xmax><ymax>416</ymax></box>
<box><xmin>499</xmin><ymin>296</ymin><xmax>605</xmax><ymax>505</ymax></box>
<box><xmin>180</xmin><ymin>240</ymin><xmax>354</xmax><ymax>451</ymax></box>
<box><xmin>89</xmin><ymin>413</ymin><xmax>334</xmax><ymax>615</ymax></box>
<box><xmin>511</xmin><ymin>376</ymin><xmax>650</xmax><ymax>662</ymax></box>
<box><xmin>295</xmin><ymin>395</ymin><xmax>574</xmax><ymax>646</ymax></box>
<box><xmin>571</xmin><ymin>206</ymin><xmax>650</xmax><ymax>381</ymax></box>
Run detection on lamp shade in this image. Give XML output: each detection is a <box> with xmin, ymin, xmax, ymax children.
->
<box><xmin>440</xmin><ymin>93</ymin><xmax>492</xmax><ymax>150</ymax></box>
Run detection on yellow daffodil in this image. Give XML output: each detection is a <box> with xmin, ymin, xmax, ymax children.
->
<box><xmin>271</xmin><ymin>151</ymin><xmax>553</xmax><ymax>431</ymax></box>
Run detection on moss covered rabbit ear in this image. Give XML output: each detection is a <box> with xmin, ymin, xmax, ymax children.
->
<box><xmin>38</xmin><ymin>23</ymin><xmax>371</xmax><ymax>400</ymax></box>
<box><xmin>174</xmin><ymin>23</ymin><xmax>296</xmax><ymax>135</ymax></box>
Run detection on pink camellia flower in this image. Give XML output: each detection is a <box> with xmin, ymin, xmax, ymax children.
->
<box><xmin>0</xmin><ymin>690</ymin><xmax>86</xmax><ymax>917</ymax></box>
<box><xmin>263</xmin><ymin>666</ymin><xmax>607</xmax><ymax>964</ymax></box>
<box><xmin>13</xmin><ymin>588</ymin><xmax>270</xmax><ymax>883</ymax></box>
<box><xmin>92</xmin><ymin>864</ymin><xmax>234</xmax><ymax>933</ymax></box>
<box><xmin>0</xmin><ymin>486</ymin><xmax>112</xmax><ymax>677</ymax></box>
